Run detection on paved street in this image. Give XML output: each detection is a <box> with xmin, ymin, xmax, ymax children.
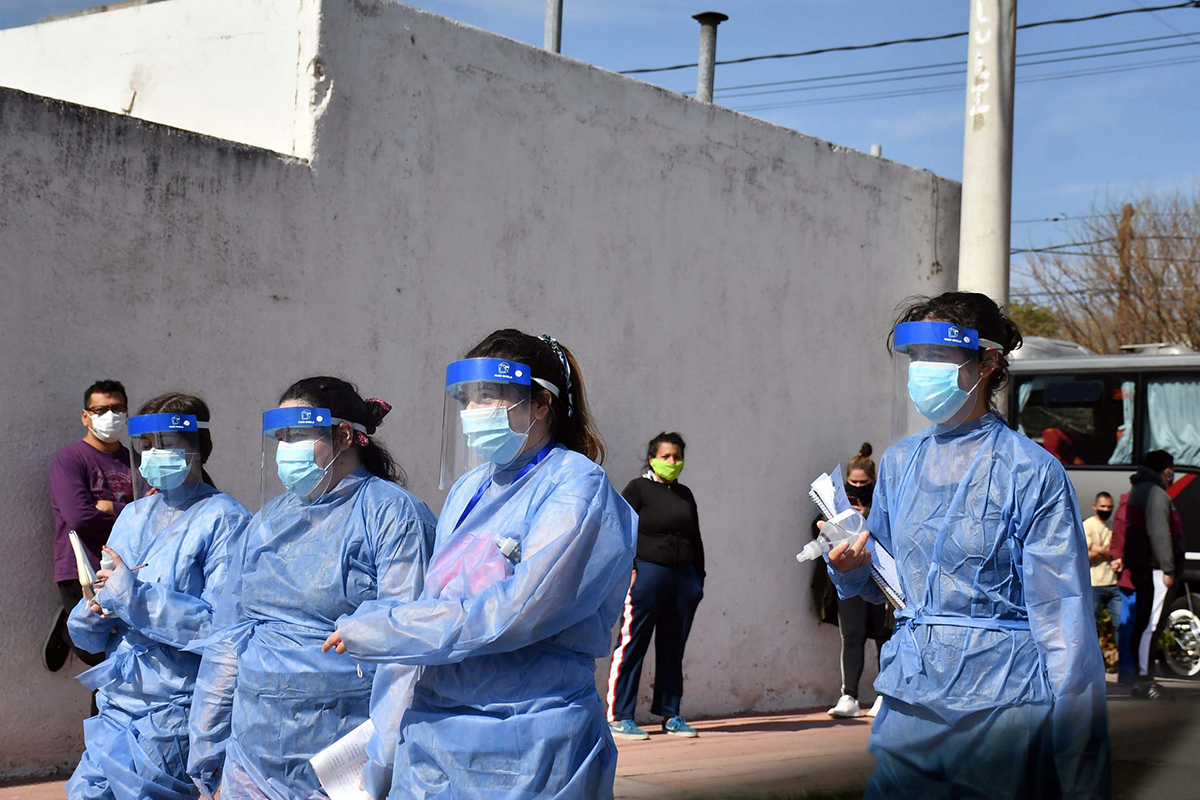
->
<box><xmin>2</xmin><ymin>677</ymin><xmax>1198</xmax><ymax>800</ymax></box>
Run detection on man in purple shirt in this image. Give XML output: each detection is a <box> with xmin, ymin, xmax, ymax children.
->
<box><xmin>44</xmin><ymin>379</ymin><xmax>135</xmax><ymax>671</ymax></box>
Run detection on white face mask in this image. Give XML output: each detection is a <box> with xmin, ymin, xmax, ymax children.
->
<box><xmin>89</xmin><ymin>411</ymin><xmax>127</xmax><ymax>443</ymax></box>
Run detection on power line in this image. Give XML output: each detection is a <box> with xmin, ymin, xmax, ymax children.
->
<box><xmin>1011</xmin><ymin>239</ymin><xmax>1117</xmax><ymax>254</ymax></box>
<box><xmin>1133</xmin><ymin>0</ymin><xmax>1200</xmax><ymax>42</ymax></box>
<box><xmin>716</xmin><ymin>38</ymin><xmax>1200</xmax><ymax>101</ymax></box>
<box><xmin>707</xmin><ymin>30</ymin><xmax>1198</xmax><ymax>96</ymax></box>
<box><xmin>618</xmin><ymin>1</ymin><xmax>1200</xmax><ymax>76</ymax></box>
<box><xmin>1013</xmin><ymin>212</ymin><xmax>1195</xmax><ymax>224</ymax></box>
<box><xmin>1012</xmin><ymin>243</ymin><xmax>1199</xmax><ymax>260</ymax></box>
<box><xmin>730</xmin><ymin>53</ymin><xmax>1200</xmax><ymax>112</ymax></box>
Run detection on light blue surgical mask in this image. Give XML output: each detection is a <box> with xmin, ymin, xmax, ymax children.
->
<box><xmin>907</xmin><ymin>361</ymin><xmax>981</xmax><ymax>424</ymax></box>
<box><xmin>275</xmin><ymin>439</ymin><xmax>330</xmax><ymax>498</ymax></box>
<box><xmin>138</xmin><ymin>448</ymin><xmax>191</xmax><ymax>491</ymax></box>
<box><xmin>460</xmin><ymin>400</ymin><xmax>531</xmax><ymax>466</ymax></box>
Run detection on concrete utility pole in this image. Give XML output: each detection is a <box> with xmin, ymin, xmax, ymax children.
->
<box><xmin>692</xmin><ymin>11</ymin><xmax>728</xmax><ymax>104</ymax></box>
<box><xmin>544</xmin><ymin>0</ymin><xmax>563</xmax><ymax>53</ymax></box>
<box><xmin>956</xmin><ymin>0</ymin><xmax>1017</xmax><ymax>308</ymax></box>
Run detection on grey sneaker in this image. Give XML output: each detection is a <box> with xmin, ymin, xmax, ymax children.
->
<box><xmin>663</xmin><ymin>716</ymin><xmax>699</xmax><ymax>738</ymax></box>
<box><xmin>609</xmin><ymin>719</ymin><xmax>650</xmax><ymax>740</ymax></box>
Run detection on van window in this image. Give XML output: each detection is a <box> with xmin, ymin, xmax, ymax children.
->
<box><xmin>1146</xmin><ymin>376</ymin><xmax>1200</xmax><ymax>467</ymax></box>
<box><xmin>1015</xmin><ymin>375</ymin><xmax>1136</xmax><ymax>466</ymax></box>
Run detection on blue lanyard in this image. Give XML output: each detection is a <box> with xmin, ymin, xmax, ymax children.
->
<box><xmin>454</xmin><ymin>442</ymin><xmax>555</xmax><ymax>531</ymax></box>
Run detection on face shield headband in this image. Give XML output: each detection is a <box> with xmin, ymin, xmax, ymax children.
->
<box><xmin>892</xmin><ymin>321</ymin><xmax>1003</xmax><ymax>355</ymax></box>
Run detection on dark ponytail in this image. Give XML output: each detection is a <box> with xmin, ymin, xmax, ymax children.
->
<box><xmin>137</xmin><ymin>392</ymin><xmax>217</xmax><ymax>488</ymax></box>
<box><xmin>848</xmin><ymin>442</ymin><xmax>876</xmax><ymax>481</ymax></box>
<box><xmin>465</xmin><ymin>329</ymin><xmax>606</xmax><ymax>464</ymax></box>
<box><xmin>278</xmin><ymin>377</ymin><xmax>407</xmax><ymax>486</ymax></box>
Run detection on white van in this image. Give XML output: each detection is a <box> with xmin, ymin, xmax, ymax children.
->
<box><xmin>1008</xmin><ymin>338</ymin><xmax>1200</xmax><ymax>679</ymax></box>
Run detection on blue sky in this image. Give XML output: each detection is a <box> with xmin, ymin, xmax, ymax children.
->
<box><xmin>3</xmin><ymin>0</ymin><xmax>1198</xmax><ymax>265</ymax></box>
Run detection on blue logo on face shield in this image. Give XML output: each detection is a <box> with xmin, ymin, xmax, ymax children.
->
<box><xmin>300</xmin><ymin>409</ymin><xmax>313</xmax><ymax>422</ymax></box>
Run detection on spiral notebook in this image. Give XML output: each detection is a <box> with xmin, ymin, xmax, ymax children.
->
<box><xmin>868</xmin><ymin>539</ymin><xmax>906</xmax><ymax>610</ymax></box>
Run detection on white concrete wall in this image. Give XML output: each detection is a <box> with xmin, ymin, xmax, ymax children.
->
<box><xmin>0</xmin><ymin>0</ymin><xmax>320</xmax><ymax>157</ymax></box>
<box><xmin>0</xmin><ymin>0</ymin><xmax>958</xmax><ymax>778</ymax></box>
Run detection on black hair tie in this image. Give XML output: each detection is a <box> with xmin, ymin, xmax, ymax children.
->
<box><xmin>538</xmin><ymin>334</ymin><xmax>574</xmax><ymax>418</ymax></box>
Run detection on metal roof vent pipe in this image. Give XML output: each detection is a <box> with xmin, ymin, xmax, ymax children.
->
<box><xmin>692</xmin><ymin>11</ymin><xmax>728</xmax><ymax>104</ymax></box>
<box><xmin>544</xmin><ymin>0</ymin><xmax>563</xmax><ymax>53</ymax></box>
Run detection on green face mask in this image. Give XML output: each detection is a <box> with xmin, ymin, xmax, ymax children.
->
<box><xmin>650</xmin><ymin>458</ymin><xmax>684</xmax><ymax>481</ymax></box>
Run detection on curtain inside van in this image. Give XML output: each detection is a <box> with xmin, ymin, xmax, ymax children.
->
<box><xmin>1147</xmin><ymin>377</ymin><xmax>1200</xmax><ymax>466</ymax></box>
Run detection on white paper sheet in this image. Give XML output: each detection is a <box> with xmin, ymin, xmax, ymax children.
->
<box><xmin>68</xmin><ymin>530</ymin><xmax>99</xmax><ymax>600</ymax></box>
<box><xmin>310</xmin><ymin>719</ymin><xmax>375</xmax><ymax>800</ymax></box>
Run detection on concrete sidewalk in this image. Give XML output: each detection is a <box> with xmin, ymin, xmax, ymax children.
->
<box><xmin>4</xmin><ymin>678</ymin><xmax>1199</xmax><ymax>800</ymax></box>
<box><xmin>615</xmin><ymin>710</ymin><xmax>872</xmax><ymax>799</ymax></box>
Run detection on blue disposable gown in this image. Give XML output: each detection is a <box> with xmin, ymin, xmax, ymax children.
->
<box><xmin>187</xmin><ymin>467</ymin><xmax>436</xmax><ymax>800</ymax></box>
<box><xmin>66</xmin><ymin>483</ymin><xmax>251</xmax><ymax>800</ymax></box>
<box><xmin>828</xmin><ymin>413</ymin><xmax>1111</xmax><ymax>799</ymax></box>
<box><xmin>336</xmin><ymin>444</ymin><xmax>637</xmax><ymax>800</ymax></box>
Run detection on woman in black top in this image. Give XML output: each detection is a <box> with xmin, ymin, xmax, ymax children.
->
<box><xmin>825</xmin><ymin>444</ymin><xmax>892</xmax><ymax>719</ymax></box>
<box><xmin>606</xmin><ymin>432</ymin><xmax>704</xmax><ymax>740</ymax></box>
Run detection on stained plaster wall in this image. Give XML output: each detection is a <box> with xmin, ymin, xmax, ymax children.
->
<box><xmin>0</xmin><ymin>0</ymin><xmax>958</xmax><ymax>776</ymax></box>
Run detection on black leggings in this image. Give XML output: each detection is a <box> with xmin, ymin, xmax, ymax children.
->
<box><xmin>838</xmin><ymin>595</ymin><xmax>891</xmax><ymax>699</ymax></box>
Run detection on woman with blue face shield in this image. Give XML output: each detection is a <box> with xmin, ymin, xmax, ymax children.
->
<box><xmin>186</xmin><ymin>377</ymin><xmax>437</xmax><ymax>800</ymax></box>
<box><xmin>66</xmin><ymin>393</ymin><xmax>252</xmax><ymax>800</ymax></box>
<box><xmin>323</xmin><ymin>330</ymin><xmax>638</xmax><ymax>800</ymax></box>
<box><xmin>827</xmin><ymin>292</ymin><xmax>1111</xmax><ymax>799</ymax></box>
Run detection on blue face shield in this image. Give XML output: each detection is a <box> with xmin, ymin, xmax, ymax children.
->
<box><xmin>262</xmin><ymin>407</ymin><xmax>367</xmax><ymax>506</ymax></box>
<box><xmin>893</xmin><ymin>321</ymin><xmax>1002</xmax><ymax>430</ymax></box>
<box><xmin>442</xmin><ymin>359</ymin><xmax>560</xmax><ymax>489</ymax></box>
<box><xmin>128</xmin><ymin>413</ymin><xmax>207</xmax><ymax>499</ymax></box>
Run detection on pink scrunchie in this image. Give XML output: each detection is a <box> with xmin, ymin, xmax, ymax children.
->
<box><xmin>356</xmin><ymin>398</ymin><xmax>392</xmax><ymax>446</ymax></box>
<box><xmin>365</xmin><ymin>398</ymin><xmax>392</xmax><ymax>425</ymax></box>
